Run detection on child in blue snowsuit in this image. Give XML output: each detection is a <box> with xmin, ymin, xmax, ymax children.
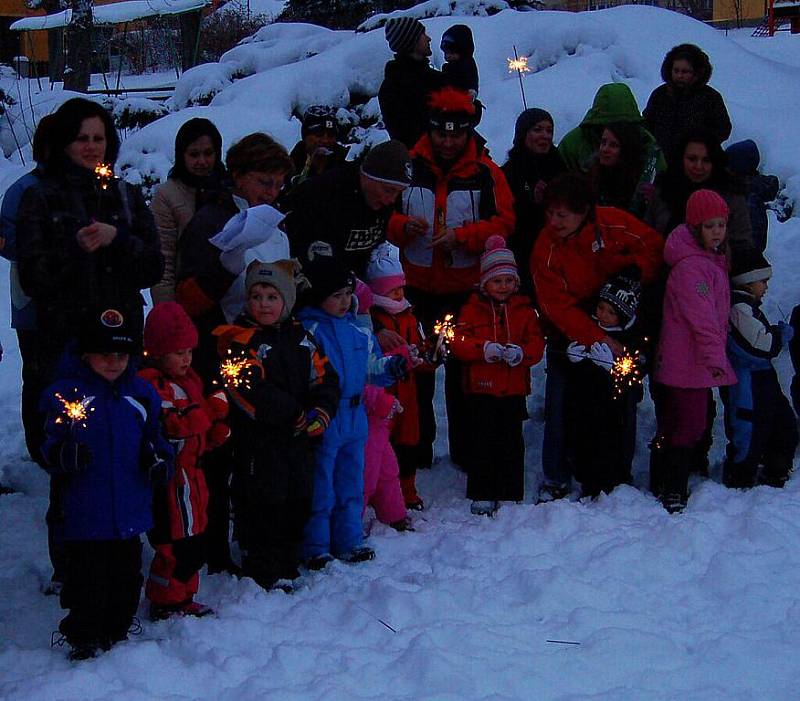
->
<box><xmin>721</xmin><ymin>249</ymin><xmax>797</xmax><ymax>489</ymax></box>
<box><xmin>41</xmin><ymin>308</ymin><xmax>172</xmax><ymax>660</ymax></box>
<box><xmin>297</xmin><ymin>254</ymin><xmax>407</xmax><ymax>567</ymax></box>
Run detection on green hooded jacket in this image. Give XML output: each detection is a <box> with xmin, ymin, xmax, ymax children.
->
<box><xmin>558</xmin><ymin>83</ymin><xmax>667</xmax><ymax>176</ymax></box>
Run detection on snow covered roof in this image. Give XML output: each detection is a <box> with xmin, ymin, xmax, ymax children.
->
<box><xmin>10</xmin><ymin>0</ymin><xmax>209</xmax><ymax>31</ymax></box>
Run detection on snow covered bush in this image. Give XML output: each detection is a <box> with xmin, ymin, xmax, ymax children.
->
<box><xmin>357</xmin><ymin>0</ymin><xmax>511</xmax><ymax>32</ymax></box>
<box><xmin>200</xmin><ymin>3</ymin><xmax>275</xmax><ymax>63</ymax></box>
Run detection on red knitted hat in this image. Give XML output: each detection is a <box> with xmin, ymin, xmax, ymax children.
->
<box><xmin>686</xmin><ymin>189</ymin><xmax>729</xmax><ymax>227</ymax></box>
<box><xmin>143</xmin><ymin>302</ymin><xmax>199</xmax><ymax>358</ymax></box>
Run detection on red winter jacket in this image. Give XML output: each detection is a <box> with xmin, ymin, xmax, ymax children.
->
<box><xmin>371</xmin><ymin>305</ymin><xmax>424</xmax><ymax>446</ymax></box>
<box><xmin>531</xmin><ymin>206</ymin><xmax>663</xmax><ymax>346</ymax></box>
<box><xmin>138</xmin><ymin>367</ymin><xmax>230</xmax><ymax>541</ymax></box>
<box><xmin>451</xmin><ymin>293</ymin><xmax>545</xmax><ymax>396</ymax></box>
<box><xmin>387</xmin><ymin>136</ymin><xmax>515</xmax><ymax>295</ymax></box>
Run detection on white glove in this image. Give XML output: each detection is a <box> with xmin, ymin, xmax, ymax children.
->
<box><xmin>504</xmin><ymin>344</ymin><xmax>524</xmax><ymax>367</ymax></box>
<box><xmin>589</xmin><ymin>342</ymin><xmax>614</xmax><ymax>371</ymax></box>
<box><xmin>483</xmin><ymin>342</ymin><xmax>505</xmax><ymax>363</ymax></box>
<box><xmin>566</xmin><ymin>341</ymin><xmax>587</xmax><ymax>363</ymax></box>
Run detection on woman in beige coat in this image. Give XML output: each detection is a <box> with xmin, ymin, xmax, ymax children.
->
<box><xmin>150</xmin><ymin>118</ymin><xmax>226</xmax><ymax>302</ymax></box>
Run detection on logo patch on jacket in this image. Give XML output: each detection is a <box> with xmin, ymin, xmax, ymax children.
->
<box><xmin>345</xmin><ymin>223</ymin><xmax>383</xmax><ymax>251</ymax></box>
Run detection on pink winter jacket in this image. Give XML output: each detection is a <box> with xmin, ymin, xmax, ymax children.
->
<box><xmin>654</xmin><ymin>225</ymin><xmax>737</xmax><ymax>389</ymax></box>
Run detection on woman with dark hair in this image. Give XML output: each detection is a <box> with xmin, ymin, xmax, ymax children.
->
<box><xmin>643</xmin><ymin>43</ymin><xmax>732</xmax><ymax>157</ymax></box>
<box><xmin>150</xmin><ymin>118</ymin><xmax>226</xmax><ymax>303</ymax></box>
<box><xmin>587</xmin><ymin>122</ymin><xmax>661</xmax><ymax>218</ymax></box>
<box><xmin>16</xmin><ymin>97</ymin><xmax>162</xmax><ymax>592</ymax></box>
<box><xmin>17</xmin><ymin>97</ymin><xmax>162</xmax><ymax>361</ymax></box>
<box><xmin>502</xmin><ymin>108</ymin><xmax>565</xmax><ymax>298</ymax></box>
<box><xmin>175</xmin><ymin>131</ymin><xmax>293</xmax><ymax>576</ymax></box>
<box><xmin>645</xmin><ymin>129</ymin><xmax>752</xmax><ymax>251</ymax></box>
<box><xmin>530</xmin><ymin>173</ymin><xmax>663</xmax><ymax>501</ymax></box>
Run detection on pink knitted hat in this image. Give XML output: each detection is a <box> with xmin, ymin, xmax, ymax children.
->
<box><xmin>480</xmin><ymin>235</ymin><xmax>519</xmax><ymax>290</ymax></box>
<box><xmin>686</xmin><ymin>189</ymin><xmax>729</xmax><ymax>227</ymax></box>
<box><xmin>143</xmin><ymin>302</ymin><xmax>198</xmax><ymax>358</ymax></box>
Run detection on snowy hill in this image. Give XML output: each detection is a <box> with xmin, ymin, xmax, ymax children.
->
<box><xmin>2</xmin><ymin>7</ymin><xmax>800</xmax><ymax>699</ymax></box>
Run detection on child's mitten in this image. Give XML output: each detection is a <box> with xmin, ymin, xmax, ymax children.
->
<box><xmin>589</xmin><ymin>342</ymin><xmax>614</xmax><ymax>371</ymax></box>
<box><xmin>567</xmin><ymin>341</ymin><xmax>587</xmax><ymax>362</ymax></box>
<box><xmin>306</xmin><ymin>408</ymin><xmax>331</xmax><ymax>438</ymax></box>
<box><xmin>483</xmin><ymin>342</ymin><xmax>505</xmax><ymax>363</ymax></box>
<box><xmin>503</xmin><ymin>344</ymin><xmax>524</xmax><ymax>367</ymax></box>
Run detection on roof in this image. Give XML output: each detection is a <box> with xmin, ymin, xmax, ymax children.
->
<box><xmin>10</xmin><ymin>0</ymin><xmax>208</xmax><ymax>30</ymax></box>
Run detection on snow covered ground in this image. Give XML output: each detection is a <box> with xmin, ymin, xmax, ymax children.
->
<box><xmin>2</xmin><ymin>7</ymin><xmax>800</xmax><ymax>699</ymax></box>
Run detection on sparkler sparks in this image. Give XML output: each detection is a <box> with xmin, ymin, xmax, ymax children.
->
<box><xmin>94</xmin><ymin>163</ymin><xmax>115</xmax><ymax>190</ymax></box>
<box><xmin>219</xmin><ymin>350</ymin><xmax>255</xmax><ymax>390</ymax></box>
<box><xmin>507</xmin><ymin>56</ymin><xmax>530</xmax><ymax>74</ymax></box>
<box><xmin>432</xmin><ymin>313</ymin><xmax>457</xmax><ymax>360</ymax></box>
<box><xmin>54</xmin><ymin>391</ymin><xmax>95</xmax><ymax>429</ymax></box>
<box><xmin>610</xmin><ymin>351</ymin><xmax>644</xmax><ymax>398</ymax></box>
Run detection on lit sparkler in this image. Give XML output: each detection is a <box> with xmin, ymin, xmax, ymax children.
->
<box><xmin>507</xmin><ymin>45</ymin><xmax>530</xmax><ymax>110</ymax></box>
<box><xmin>432</xmin><ymin>313</ymin><xmax>456</xmax><ymax>360</ymax></box>
<box><xmin>610</xmin><ymin>350</ymin><xmax>644</xmax><ymax>398</ymax></box>
<box><xmin>54</xmin><ymin>391</ymin><xmax>95</xmax><ymax>430</ymax></box>
<box><xmin>219</xmin><ymin>350</ymin><xmax>255</xmax><ymax>390</ymax></box>
<box><xmin>94</xmin><ymin>163</ymin><xmax>114</xmax><ymax>190</ymax></box>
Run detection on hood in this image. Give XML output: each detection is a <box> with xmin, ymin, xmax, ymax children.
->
<box><xmin>725</xmin><ymin>140</ymin><xmax>760</xmax><ymax>176</ymax></box>
<box><xmin>441</xmin><ymin>24</ymin><xmax>474</xmax><ymax>57</ymax></box>
<box><xmin>52</xmin><ymin>342</ymin><xmax>140</xmax><ymax>388</ymax></box>
<box><xmin>580</xmin><ymin>83</ymin><xmax>643</xmax><ymax>128</ymax></box>
<box><xmin>660</xmin><ymin>43</ymin><xmax>712</xmax><ymax>87</ymax></box>
<box><xmin>663</xmin><ymin>224</ymin><xmax>722</xmax><ymax>269</ymax></box>
<box><xmin>383</xmin><ymin>54</ymin><xmax>430</xmax><ymax>82</ymax></box>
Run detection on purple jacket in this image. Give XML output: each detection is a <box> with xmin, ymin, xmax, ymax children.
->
<box><xmin>654</xmin><ymin>225</ymin><xmax>737</xmax><ymax>389</ymax></box>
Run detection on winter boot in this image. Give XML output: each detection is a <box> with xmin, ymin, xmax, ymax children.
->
<box><xmin>536</xmin><ymin>481</ymin><xmax>570</xmax><ymax>504</ymax></box>
<box><xmin>389</xmin><ymin>516</ymin><xmax>415</xmax><ymax>532</ymax></box>
<box><xmin>303</xmin><ymin>554</ymin><xmax>334</xmax><ymax>571</ymax></box>
<box><xmin>339</xmin><ymin>546</ymin><xmax>376</xmax><ymax>564</ymax></box>
<box><xmin>722</xmin><ymin>458</ymin><xmax>756</xmax><ymax>490</ymax></box>
<box><xmin>660</xmin><ymin>447</ymin><xmax>692</xmax><ymax>514</ymax></box>
<box><xmin>470</xmin><ymin>500</ymin><xmax>499</xmax><ymax>517</ymax></box>
<box><xmin>760</xmin><ymin>453</ymin><xmax>794</xmax><ymax>488</ymax></box>
<box><xmin>400</xmin><ymin>476</ymin><xmax>424</xmax><ymax>511</ymax></box>
<box><xmin>649</xmin><ymin>438</ymin><xmax>667</xmax><ymax>497</ymax></box>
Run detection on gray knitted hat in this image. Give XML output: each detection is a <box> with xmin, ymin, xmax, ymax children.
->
<box><xmin>385</xmin><ymin>17</ymin><xmax>425</xmax><ymax>55</ymax></box>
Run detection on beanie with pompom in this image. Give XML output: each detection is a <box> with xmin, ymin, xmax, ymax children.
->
<box><xmin>686</xmin><ymin>189</ymin><xmax>729</xmax><ymax>227</ymax></box>
<box><xmin>480</xmin><ymin>235</ymin><xmax>519</xmax><ymax>291</ymax></box>
<box><xmin>144</xmin><ymin>302</ymin><xmax>199</xmax><ymax>358</ymax></box>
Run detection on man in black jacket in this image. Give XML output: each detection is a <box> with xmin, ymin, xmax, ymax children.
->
<box><xmin>282</xmin><ymin>139</ymin><xmax>412</xmax><ymax>278</ymax></box>
<box><xmin>378</xmin><ymin>17</ymin><xmax>445</xmax><ymax>150</ymax></box>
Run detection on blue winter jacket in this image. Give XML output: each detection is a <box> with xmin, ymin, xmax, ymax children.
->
<box><xmin>724</xmin><ymin>290</ymin><xmax>784</xmax><ymax>462</ymax></box>
<box><xmin>41</xmin><ymin>350</ymin><xmax>174</xmax><ymax>541</ymax></box>
<box><xmin>297</xmin><ymin>306</ymin><xmax>395</xmax><ymax>425</ymax></box>
<box><xmin>0</xmin><ymin>170</ymin><xmax>41</xmax><ymax>329</ymax></box>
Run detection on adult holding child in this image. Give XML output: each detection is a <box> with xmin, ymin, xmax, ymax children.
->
<box><xmin>531</xmin><ymin>173</ymin><xmax>663</xmax><ymax>501</ymax></box>
<box><xmin>150</xmin><ymin>118</ymin><xmax>226</xmax><ymax>304</ymax></box>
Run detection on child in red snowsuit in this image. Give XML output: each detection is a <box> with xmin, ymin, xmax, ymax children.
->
<box><xmin>140</xmin><ymin>302</ymin><xmax>230</xmax><ymax>620</ymax></box>
<box><xmin>366</xmin><ymin>242</ymin><xmax>428</xmax><ymax>511</ymax></box>
<box><xmin>451</xmin><ymin>236</ymin><xmax>545</xmax><ymax>516</ymax></box>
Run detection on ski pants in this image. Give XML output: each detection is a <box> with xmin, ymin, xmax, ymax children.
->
<box><xmin>363</xmin><ymin>419</ymin><xmax>407</xmax><ymax>524</ymax></box>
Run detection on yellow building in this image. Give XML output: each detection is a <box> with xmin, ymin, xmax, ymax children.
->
<box><xmin>713</xmin><ymin>0</ymin><xmax>768</xmax><ymax>22</ymax></box>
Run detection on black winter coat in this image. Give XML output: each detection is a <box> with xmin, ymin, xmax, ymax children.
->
<box><xmin>282</xmin><ymin>162</ymin><xmax>392</xmax><ymax>276</ymax></box>
<box><xmin>501</xmin><ymin>146</ymin><xmax>565</xmax><ymax>298</ymax></box>
<box><xmin>378</xmin><ymin>54</ymin><xmax>445</xmax><ymax>150</ymax></box>
<box><xmin>17</xmin><ymin>162</ymin><xmax>162</xmax><ymax>342</ymax></box>
<box><xmin>217</xmin><ymin>315</ymin><xmax>341</xmax><ymax>504</ymax></box>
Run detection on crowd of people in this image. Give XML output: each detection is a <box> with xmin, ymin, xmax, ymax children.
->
<box><xmin>0</xmin><ymin>16</ymin><xmax>796</xmax><ymax>662</ymax></box>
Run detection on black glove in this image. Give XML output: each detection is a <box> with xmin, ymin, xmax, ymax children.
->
<box><xmin>48</xmin><ymin>441</ymin><xmax>92</xmax><ymax>475</ymax></box>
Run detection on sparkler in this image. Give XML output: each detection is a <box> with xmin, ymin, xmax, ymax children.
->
<box><xmin>610</xmin><ymin>350</ymin><xmax>644</xmax><ymax>398</ymax></box>
<box><xmin>54</xmin><ymin>391</ymin><xmax>95</xmax><ymax>431</ymax></box>
<box><xmin>94</xmin><ymin>162</ymin><xmax>114</xmax><ymax>190</ymax></box>
<box><xmin>219</xmin><ymin>349</ymin><xmax>255</xmax><ymax>390</ymax></box>
<box><xmin>432</xmin><ymin>313</ymin><xmax>456</xmax><ymax>360</ymax></box>
<box><xmin>507</xmin><ymin>46</ymin><xmax>530</xmax><ymax>110</ymax></box>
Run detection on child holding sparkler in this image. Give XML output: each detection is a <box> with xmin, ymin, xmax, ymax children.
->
<box><xmin>367</xmin><ymin>242</ymin><xmax>428</xmax><ymax>512</ymax></box>
<box><xmin>213</xmin><ymin>260</ymin><xmax>340</xmax><ymax>590</ymax></box>
<box><xmin>298</xmin><ymin>253</ymin><xmax>408</xmax><ymax>566</ymax></box>
<box><xmin>451</xmin><ymin>236</ymin><xmax>544</xmax><ymax>516</ymax></box>
<box><xmin>41</xmin><ymin>309</ymin><xmax>172</xmax><ymax>661</ymax></box>
<box><xmin>565</xmin><ymin>273</ymin><xmax>647</xmax><ymax>498</ymax></box>
<box><xmin>139</xmin><ymin>302</ymin><xmax>230</xmax><ymax>620</ymax></box>
<box><xmin>720</xmin><ymin>249</ymin><xmax>797</xmax><ymax>489</ymax></box>
<box><xmin>652</xmin><ymin>190</ymin><xmax>737</xmax><ymax>513</ymax></box>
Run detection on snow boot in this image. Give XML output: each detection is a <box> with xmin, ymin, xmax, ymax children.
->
<box><xmin>536</xmin><ymin>481</ymin><xmax>570</xmax><ymax>504</ymax></box>
<box><xmin>470</xmin><ymin>500</ymin><xmax>499</xmax><ymax>517</ymax></box>
<box><xmin>760</xmin><ymin>453</ymin><xmax>793</xmax><ymax>488</ymax></box>
<box><xmin>660</xmin><ymin>447</ymin><xmax>692</xmax><ymax>514</ymax></box>
<box><xmin>400</xmin><ymin>476</ymin><xmax>424</xmax><ymax>511</ymax></box>
<box><xmin>722</xmin><ymin>458</ymin><xmax>756</xmax><ymax>490</ymax></box>
<box><xmin>389</xmin><ymin>516</ymin><xmax>415</xmax><ymax>532</ymax></box>
<box><xmin>339</xmin><ymin>546</ymin><xmax>375</xmax><ymax>564</ymax></box>
<box><xmin>150</xmin><ymin>599</ymin><xmax>213</xmax><ymax>621</ymax></box>
<box><xmin>649</xmin><ymin>438</ymin><xmax>667</xmax><ymax>497</ymax></box>
<box><xmin>303</xmin><ymin>554</ymin><xmax>334</xmax><ymax>571</ymax></box>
